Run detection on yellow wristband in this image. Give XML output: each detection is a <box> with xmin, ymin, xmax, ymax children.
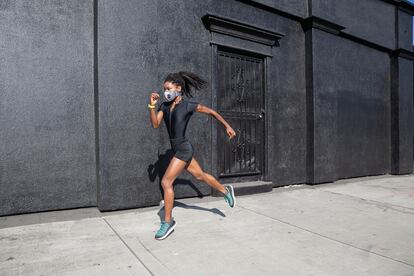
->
<box><xmin>148</xmin><ymin>103</ymin><xmax>156</xmax><ymax>109</ymax></box>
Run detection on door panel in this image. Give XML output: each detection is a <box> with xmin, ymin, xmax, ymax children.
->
<box><xmin>217</xmin><ymin>50</ymin><xmax>265</xmax><ymax>177</ymax></box>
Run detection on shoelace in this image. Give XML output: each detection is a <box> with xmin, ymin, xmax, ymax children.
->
<box><xmin>159</xmin><ymin>221</ymin><xmax>170</xmax><ymax>233</ymax></box>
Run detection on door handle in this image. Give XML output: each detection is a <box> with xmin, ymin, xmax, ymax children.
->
<box><xmin>257</xmin><ymin>109</ymin><xmax>265</xmax><ymax>119</ymax></box>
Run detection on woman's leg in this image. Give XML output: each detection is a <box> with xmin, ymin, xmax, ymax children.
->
<box><xmin>161</xmin><ymin>156</ymin><xmax>188</xmax><ymax>223</ymax></box>
<box><xmin>185</xmin><ymin>157</ymin><xmax>227</xmax><ymax>195</ymax></box>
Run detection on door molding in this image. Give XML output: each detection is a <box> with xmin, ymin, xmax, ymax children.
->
<box><xmin>202</xmin><ymin>13</ymin><xmax>285</xmax><ymax>57</ymax></box>
<box><xmin>204</xmin><ymin>13</ymin><xmax>283</xmax><ymax>183</ymax></box>
<box><xmin>201</xmin><ymin>13</ymin><xmax>285</xmax><ymax>46</ymax></box>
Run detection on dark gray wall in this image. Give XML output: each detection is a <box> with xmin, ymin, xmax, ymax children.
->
<box><xmin>398</xmin><ymin>8</ymin><xmax>414</xmax><ymax>51</ymax></box>
<box><xmin>268</xmin><ymin>18</ymin><xmax>307</xmax><ymax>186</ymax></box>
<box><xmin>1</xmin><ymin>0</ymin><xmax>413</xmax><ymax>215</ymax></box>
<box><xmin>391</xmin><ymin>56</ymin><xmax>414</xmax><ymax>173</ymax></box>
<box><xmin>312</xmin><ymin>0</ymin><xmax>395</xmax><ymax>49</ymax></box>
<box><xmin>0</xmin><ymin>1</ymin><xmax>95</xmax><ymax>216</ymax></box>
<box><xmin>311</xmin><ymin>29</ymin><xmax>391</xmax><ymax>182</ymax></box>
<box><xmin>304</xmin><ymin>0</ymin><xmax>414</xmax><ymax>183</ymax></box>
<box><xmin>96</xmin><ymin>0</ymin><xmax>161</xmax><ymax>211</ymax></box>
<box><xmin>249</xmin><ymin>0</ymin><xmax>307</xmax><ymax>18</ymax></box>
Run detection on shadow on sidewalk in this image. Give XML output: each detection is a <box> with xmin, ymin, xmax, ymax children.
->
<box><xmin>156</xmin><ymin>200</ymin><xmax>226</xmax><ymax>222</ymax></box>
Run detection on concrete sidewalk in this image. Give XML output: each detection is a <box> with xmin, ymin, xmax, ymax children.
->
<box><xmin>1</xmin><ymin>174</ymin><xmax>414</xmax><ymax>276</ymax></box>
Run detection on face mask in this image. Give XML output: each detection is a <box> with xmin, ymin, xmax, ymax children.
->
<box><xmin>164</xmin><ymin>89</ymin><xmax>182</xmax><ymax>102</ymax></box>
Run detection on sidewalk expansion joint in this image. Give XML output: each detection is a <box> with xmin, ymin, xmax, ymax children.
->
<box><xmin>102</xmin><ymin>218</ymin><xmax>155</xmax><ymax>276</ymax></box>
<box><xmin>237</xmin><ymin>204</ymin><xmax>414</xmax><ymax>269</ymax></box>
<box><xmin>136</xmin><ymin>234</ymin><xmax>172</xmax><ymax>273</ymax></box>
<box><xmin>316</xmin><ymin>189</ymin><xmax>414</xmax><ymax>216</ymax></box>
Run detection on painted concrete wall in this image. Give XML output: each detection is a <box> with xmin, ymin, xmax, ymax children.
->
<box><xmin>248</xmin><ymin>0</ymin><xmax>307</xmax><ymax>18</ymax></box>
<box><xmin>0</xmin><ymin>1</ymin><xmax>95</xmax><ymax>216</ymax></box>
<box><xmin>311</xmin><ymin>29</ymin><xmax>391</xmax><ymax>182</ymax></box>
<box><xmin>312</xmin><ymin>0</ymin><xmax>395</xmax><ymax>49</ymax></box>
<box><xmin>1</xmin><ymin>0</ymin><xmax>413</xmax><ymax>215</ymax></box>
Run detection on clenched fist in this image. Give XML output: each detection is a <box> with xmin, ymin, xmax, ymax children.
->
<box><xmin>150</xmin><ymin>91</ymin><xmax>160</xmax><ymax>106</ymax></box>
<box><xmin>226</xmin><ymin>126</ymin><xmax>236</xmax><ymax>139</ymax></box>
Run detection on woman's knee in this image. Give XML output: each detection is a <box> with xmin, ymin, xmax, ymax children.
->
<box><xmin>161</xmin><ymin>178</ymin><xmax>173</xmax><ymax>190</ymax></box>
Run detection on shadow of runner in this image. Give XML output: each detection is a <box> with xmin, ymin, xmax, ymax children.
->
<box><xmin>156</xmin><ymin>200</ymin><xmax>226</xmax><ymax>223</ymax></box>
<box><xmin>149</xmin><ymin>149</ymin><xmax>207</xmax><ymax>200</ymax></box>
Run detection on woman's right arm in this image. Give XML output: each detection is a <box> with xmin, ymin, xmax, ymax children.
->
<box><xmin>149</xmin><ymin>92</ymin><xmax>163</xmax><ymax>128</ymax></box>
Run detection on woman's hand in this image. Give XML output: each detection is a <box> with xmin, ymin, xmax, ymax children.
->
<box><xmin>226</xmin><ymin>126</ymin><xmax>236</xmax><ymax>139</ymax></box>
<box><xmin>150</xmin><ymin>91</ymin><xmax>160</xmax><ymax>105</ymax></box>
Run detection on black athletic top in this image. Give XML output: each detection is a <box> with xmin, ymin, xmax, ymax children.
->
<box><xmin>157</xmin><ymin>98</ymin><xmax>200</xmax><ymax>139</ymax></box>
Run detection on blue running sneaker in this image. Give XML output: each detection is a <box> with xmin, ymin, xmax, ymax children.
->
<box><xmin>224</xmin><ymin>185</ymin><xmax>236</xmax><ymax>208</ymax></box>
<box><xmin>155</xmin><ymin>219</ymin><xmax>176</xmax><ymax>240</ymax></box>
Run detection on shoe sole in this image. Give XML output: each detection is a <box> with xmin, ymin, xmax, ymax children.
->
<box><xmin>155</xmin><ymin>221</ymin><xmax>176</xmax><ymax>240</ymax></box>
<box><xmin>228</xmin><ymin>185</ymin><xmax>236</xmax><ymax>207</ymax></box>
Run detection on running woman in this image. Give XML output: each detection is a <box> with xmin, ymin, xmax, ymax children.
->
<box><xmin>149</xmin><ymin>71</ymin><xmax>237</xmax><ymax>240</ymax></box>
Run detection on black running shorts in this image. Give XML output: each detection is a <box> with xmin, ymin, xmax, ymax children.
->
<box><xmin>169</xmin><ymin>136</ymin><xmax>194</xmax><ymax>163</ymax></box>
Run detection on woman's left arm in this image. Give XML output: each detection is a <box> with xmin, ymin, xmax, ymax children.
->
<box><xmin>195</xmin><ymin>104</ymin><xmax>236</xmax><ymax>139</ymax></box>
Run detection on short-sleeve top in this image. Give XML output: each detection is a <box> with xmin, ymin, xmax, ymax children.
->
<box><xmin>157</xmin><ymin>98</ymin><xmax>200</xmax><ymax>139</ymax></box>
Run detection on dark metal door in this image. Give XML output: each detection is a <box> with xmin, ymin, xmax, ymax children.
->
<box><xmin>217</xmin><ymin>50</ymin><xmax>265</xmax><ymax>177</ymax></box>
